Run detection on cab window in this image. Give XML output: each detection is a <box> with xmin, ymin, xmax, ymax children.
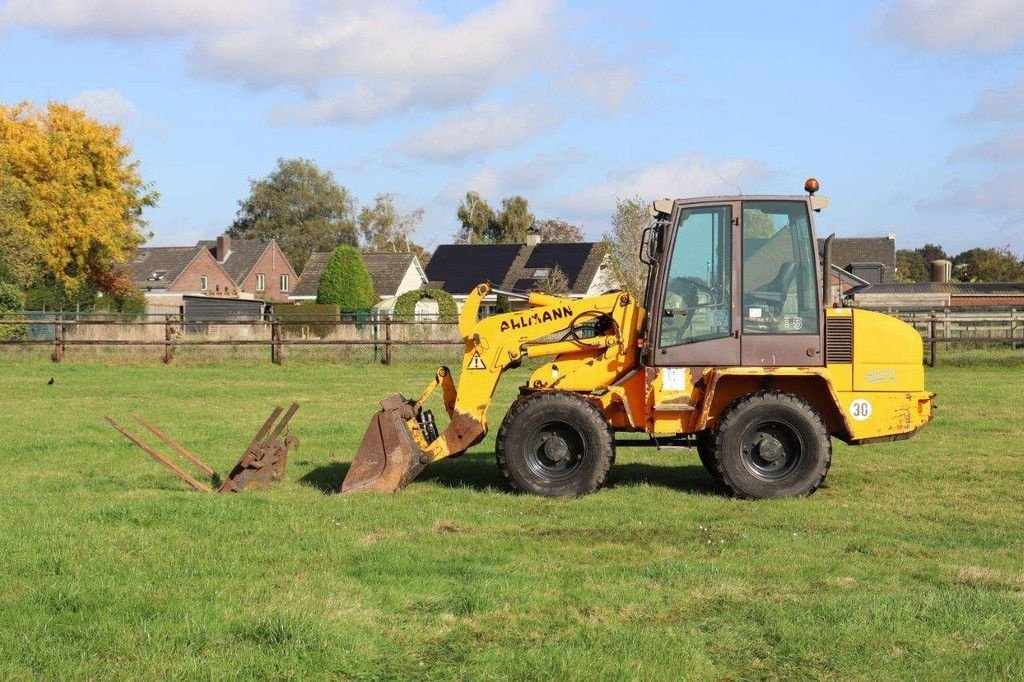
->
<box><xmin>741</xmin><ymin>201</ymin><xmax>819</xmax><ymax>334</ymax></box>
<box><xmin>659</xmin><ymin>205</ymin><xmax>732</xmax><ymax>347</ymax></box>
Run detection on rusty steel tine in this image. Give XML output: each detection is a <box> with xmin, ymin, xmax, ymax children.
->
<box><xmin>264</xmin><ymin>402</ymin><xmax>300</xmax><ymax>446</ymax></box>
<box><xmin>247</xmin><ymin>405</ymin><xmax>283</xmax><ymax>453</ymax></box>
<box><xmin>130</xmin><ymin>413</ymin><xmax>215</xmax><ymax>478</ymax></box>
<box><xmin>106</xmin><ymin>418</ymin><xmax>212</xmax><ymax>493</ymax></box>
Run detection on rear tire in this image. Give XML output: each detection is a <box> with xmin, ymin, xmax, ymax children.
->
<box><xmin>695</xmin><ymin>430</ymin><xmax>721</xmax><ymax>480</ymax></box>
<box><xmin>712</xmin><ymin>390</ymin><xmax>831</xmax><ymax>499</ymax></box>
<box><xmin>496</xmin><ymin>391</ymin><xmax>615</xmax><ymax>497</ymax></box>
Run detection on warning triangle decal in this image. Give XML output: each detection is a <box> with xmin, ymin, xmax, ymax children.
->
<box><xmin>468</xmin><ymin>352</ymin><xmax>486</xmax><ymax>370</ymax></box>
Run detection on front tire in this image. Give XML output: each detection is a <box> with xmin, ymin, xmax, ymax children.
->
<box><xmin>496</xmin><ymin>391</ymin><xmax>615</xmax><ymax>497</ymax></box>
<box><xmin>712</xmin><ymin>390</ymin><xmax>831</xmax><ymax>499</ymax></box>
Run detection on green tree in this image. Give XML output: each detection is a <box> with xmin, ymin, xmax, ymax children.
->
<box><xmin>316</xmin><ymin>245</ymin><xmax>376</xmax><ymax>311</ymax></box>
<box><xmin>230</xmin><ymin>157</ymin><xmax>357</xmax><ymax>274</ymax></box>
<box><xmin>952</xmin><ymin>247</ymin><xmax>1024</xmax><ymax>282</ymax></box>
<box><xmin>535</xmin><ymin>218</ymin><xmax>584</xmax><ymax>243</ymax></box>
<box><xmin>0</xmin><ymin>281</ymin><xmax>25</xmax><ymax>339</ymax></box>
<box><xmin>918</xmin><ymin>243</ymin><xmax>948</xmax><ymax>268</ymax></box>
<box><xmin>601</xmin><ymin>196</ymin><xmax>650</xmax><ymax>301</ymax></box>
<box><xmin>0</xmin><ymin>101</ymin><xmax>157</xmax><ymax>295</ymax></box>
<box><xmin>454</xmin><ymin>192</ymin><xmax>536</xmax><ymax>244</ymax></box>
<box><xmin>496</xmin><ymin>195</ymin><xmax>534</xmax><ymax>243</ymax></box>
<box><xmin>896</xmin><ymin>249</ymin><xmax>929</xmax><ymax>283</ymax></box>
<box><xmin>357</xmin><ymin>192</ymin><xmax>430</xmax><ymax>264</ymax></box>
<box><xmin>455</xmin><ymin>191</ymin><xmax>497</xmax><ymax>244</ymax></box>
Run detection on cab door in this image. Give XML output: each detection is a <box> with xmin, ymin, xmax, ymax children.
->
<box><xmin>739</xmin><ymin>200</ymin><xmax>824</xmax><ymax>366</ymax></box>
<box><xmin>650</xmin><ymin>202</ymin><xmax>740</xmax><ymax>366</ymax></box>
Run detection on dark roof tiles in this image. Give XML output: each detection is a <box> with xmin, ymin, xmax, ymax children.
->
<box><xmin>127</xmin><ymin>247</ymin><xmax>204</xmax><ymax>290</ymax></box>
<box><xmin>197</xmin><ymin>239</ymin><xmax>272</xmax><ymax>284</ymax></box>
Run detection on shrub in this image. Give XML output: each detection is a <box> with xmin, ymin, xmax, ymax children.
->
<box><xmin>272</xmin><ymin>303</ymin><xmax>340</xmax><ymax>338</ymax></box>
<box><xmin>0</xmin><ymin>281</ymin><xmax>26</xmax><ymax>340</ymax></box>
<box><xmin>392</xmin><ymin>288</ymin><xmax>458</xmax><ymax>321</ymax></box>
<box><xmin>93</xmin><ymin>286</ymin><xmax>147</xmax><ymax>318</ymax></box>
<box><xmin>316</xmin><ymin>246</ymin><xmax>376</xmax><ymax>312</ymax></box>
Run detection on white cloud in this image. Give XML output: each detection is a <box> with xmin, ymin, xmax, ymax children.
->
<box><xmin>877</xmin><ymin>0</ymin><xmax>1024</xmax><ymax>52</ymax></box>
<box><xmin>950</xmin><ymin>130</ymin><xmax>1024</xmax><ymax>163</ymax></box>
<box><xmin>0</xmin><ymin>0</ymin><xmax>292</xmax><ymax>37</ymax></box>
<box><xmin>439</xmin><ymin>149</ymin><xmax>589</xmax><ymax>203</ymax></box>
<box><xmin>69</xmin><ymin>88</ymin><xmax>138</xmax><ymax>125</ymax></box>
<box><xmin>919</xmin><ymin>170</ymin><xmax>1024</xmax><ymax>211</ymax></box>
<box><xmin>958</xmin><ymin>75</ymin><xmax>1024</xmax><ymax>122</ymax></box>
<box><xmin>555</xmin><ymin>155</ymin><xmax>774</xmax><ymax>217</ymax></box>
<box><xmin>400</xmin><ymin>104</ymin><xmax>561</xmax><ymax>160</ymax></box>
<box><xmin>0</xmin><ymin>0</ymin><xmax>637</xmax><ymax>128</ymax></box>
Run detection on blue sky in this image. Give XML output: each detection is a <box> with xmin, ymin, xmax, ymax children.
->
<box><xmin>1</xmin><ymin>0</ymin><xmax>1022</xmax><ymax>257</ymax></box>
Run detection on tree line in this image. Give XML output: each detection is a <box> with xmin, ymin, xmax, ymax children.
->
<box><xmin>896</xmin><ymin>244</ymin><xmax>1024</xmax><ymax>283</ymax></box>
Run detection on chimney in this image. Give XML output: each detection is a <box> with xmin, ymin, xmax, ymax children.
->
<box><xmin>931</xmin><ymin>259</ymin><xmax>952</xmax><ymax>283</ymax></box>
<box><xmin>216</xmin><ymin>234</ymin><xmax>231</xmax><ymax>262</ymax></box>
<box><xmin>525</xmin><ymin>230</ymin><xmax>541</xmax><ymax>246</ymax></box>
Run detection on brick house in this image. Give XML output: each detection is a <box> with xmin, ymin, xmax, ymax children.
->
<box><xmin>197</xmin><ymin>235</ymin><xmax>298</xmax><ymax>303</ymax></box>
<box><xmin>128</xmin><ymin>246</ymin><xmax>239</xmax><ymax>312</ymax></box>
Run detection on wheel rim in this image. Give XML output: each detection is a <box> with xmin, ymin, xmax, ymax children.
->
<box><xmin>525</xmin><ymin>421</ymin><xmax>585</xmax><ymax>482</ymax></box>
<box><xmin>739</xmin><ymin>419</ymin><xmax>803</xmax><ymax>481</ymax></box>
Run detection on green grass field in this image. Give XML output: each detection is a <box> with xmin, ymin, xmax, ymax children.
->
<box><xmin>1</xmin><ymin>361</ymin><xmax>1022</xmax><ymax>679</ymax></box>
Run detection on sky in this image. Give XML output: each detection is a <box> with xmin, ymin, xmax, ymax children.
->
<box><xmin>0</xmin><ymin>0</ymin><xmax>1022</xmax><ymax>257</ymax></box>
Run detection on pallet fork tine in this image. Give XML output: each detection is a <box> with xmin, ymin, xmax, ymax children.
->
<box><xmin>105</xmin><ymin>417</ymin><xmax>212</xmax><ymax>493</ymax></box>
<box><xmin>130</xmin><ymin>413</ymin><xmax>215</xmax><ymax>478</ymax></box>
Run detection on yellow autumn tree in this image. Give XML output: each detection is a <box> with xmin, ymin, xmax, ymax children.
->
<box><xmin>0</xmin><ymin>102</ymin><xmax>157</xmax><ymax>294</ymax></box>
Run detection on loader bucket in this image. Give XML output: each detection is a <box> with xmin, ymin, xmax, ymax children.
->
<box><xmin>341</xmin><ymin>395</ymin><xmax>431</xmax><ymax>494</ymax></box>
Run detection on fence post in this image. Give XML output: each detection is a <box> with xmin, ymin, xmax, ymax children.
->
<box><xmin>1012</xmin><ymin>308</ymin><xmax>1017</xmax><ymax>351</ymax></box>
<box><xmin>929</xmin><ymin>316</ymin><xmax>937</xmax><ymax>368</ymax></box>
<box><xmin>163</xmin><ymin>315</ymin><xmax>173</xmax><ymax>364</ymax></box>
<box><xmin>272</xmin><ymin>320</ymin><xmax>283</xmax><ymax>365</ymax></box>
<box><xmin>384</xmin><ymin>317</ymin><xmax>392</xmax><ymax>365</ymax></box>
<box><xmin>52</xmin><ymin>316</ymin><xmax>64</xmax><ymax>363</ymax></box>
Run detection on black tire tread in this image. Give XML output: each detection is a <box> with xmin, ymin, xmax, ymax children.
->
<box><xmin>495</xmin><ymin>391</ymin><xmax>615</xmax><ymax>497</ymax></box>
<box><xmin>712</xmin><ymin>389</ymin><xmax>831</xmax><ymax>499</ymax></box>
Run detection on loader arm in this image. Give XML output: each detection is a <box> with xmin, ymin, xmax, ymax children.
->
<box><xmin>341</xmin><ymin>283</ymin><xmax>644</xmax><ymax>493</ymax></box>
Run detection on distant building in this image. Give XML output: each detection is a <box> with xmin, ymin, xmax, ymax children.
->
<box><xmin>128</xmin><ymin>245</ymin><xmax>239</xmax><ymax>311</ymax></box>
<box><xmin>852</xmin><ymin>282</ymin><xmax>1024</xmax><ymax>310</ymax></box>
<box><xmin>821</xmin><ymin>235</ymin><xmax>897</xmax><ymax>286</ymax></box>
<box><xmin>290</xmin><ymin>251</ymin><xmax>427</xmax><ymax>307</ymax></box>
<box><xmin>196</xmin><ymin>235</ymin><xmax>298</xmax><ymax>303</ymax></box>
<box><xmin>424</xmin><ymin>242</ymin><xmax>615</xmax><ymax>315</ymax></box>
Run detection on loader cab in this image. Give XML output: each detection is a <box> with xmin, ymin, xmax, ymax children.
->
<box><xmin>646</xmin><ymin>195</ymin><xmax>824</xmax><ymax>367</ymax></box>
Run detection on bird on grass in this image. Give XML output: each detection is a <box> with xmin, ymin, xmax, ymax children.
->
<box><xmin>47</xmin><ymin>377</ymin><xmax>54</xmax><ymax>385</ymax></box>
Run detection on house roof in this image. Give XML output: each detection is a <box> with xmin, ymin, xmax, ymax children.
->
<box><xmin>293</xmin><ymin>251</ymin><xmax>423</xmax><ymax>299</ymax></box>
<box><xmin>362</xmin><ymin>252</ymin><xmax>420</xmax><ymax>297</ymax></box>
<box><xmin>858</xmin><ymin>282</ymin><xmax>1024</xmax><ymax>296</ymax></box>
<box><xmin>127</xmin><ymin>247</ymin><xmax>205</xmax><ymax>290</ymax></box>
<box><xmin>197</xmin><ymin>238</ymin><xmax>273</xmax><ymax>284</ymax></box>
<box><xmin>292</xmin><ymin>252</ymin><xmax>330</xmax><ymax>298</ymax></box>
<box><xmin>820</xmin><ymin>236</ymin><xmax>896</xmax><ymax>283</ymax></box>
<box><xmin>425</xmin><ymin>242</ymin><xmax>608</xmax><ymax>296</ymax></box>
<box><xmin>425</xmin><ymin>244</ymin><xmax>525</xmax><ymax>294</ymax></box>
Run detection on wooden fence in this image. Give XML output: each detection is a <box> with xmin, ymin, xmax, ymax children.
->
<box><xmin>0</xmin><ymin>308</ymin><xmax>1021</xmax><ymax>365</ymax></box>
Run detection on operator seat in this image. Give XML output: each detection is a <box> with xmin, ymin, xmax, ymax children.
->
<box><xmin>747</xmin><ymin>261</ymin><xmax>796</xmax><ymax>311</ymax></box>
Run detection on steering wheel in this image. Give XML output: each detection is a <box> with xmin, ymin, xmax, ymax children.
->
<box><xmin>663</xmin><ymin>277</ymin><xmax>713</xmax><ymax>343</ymax></box>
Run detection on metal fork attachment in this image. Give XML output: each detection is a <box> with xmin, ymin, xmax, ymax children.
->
<box><xmin>106</xmin><ymin>403</ymin><xmax>300</xmax><ymax>493</ymax></box>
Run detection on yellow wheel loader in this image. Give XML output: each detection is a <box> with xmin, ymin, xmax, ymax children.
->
<box><xmin>344</xmin><ymin>181</ymin><xmax>935</xmax><ymax>499</ymax></box>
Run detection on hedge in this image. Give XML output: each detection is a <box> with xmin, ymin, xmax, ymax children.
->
<box><xmin>393</xmin><ymin>288</ymin><xmax>458</xmax><ymax>321</ymax></box>
<box><xmin>272</xmin><ymin>303</ymin><xmax>341</xmax><ymax>339</ymax></box>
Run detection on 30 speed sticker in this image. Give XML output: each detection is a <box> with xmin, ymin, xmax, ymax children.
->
<box><xmin>849</xmin><ymin>398</ymin><xmax>872</xmax><ymax>421</ymax></box>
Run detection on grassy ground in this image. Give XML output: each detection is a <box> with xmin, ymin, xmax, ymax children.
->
<box><xmin>0</xmin><ymin>361</ymin><xmax>1022</xmax><ymax>680</ymax></box>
